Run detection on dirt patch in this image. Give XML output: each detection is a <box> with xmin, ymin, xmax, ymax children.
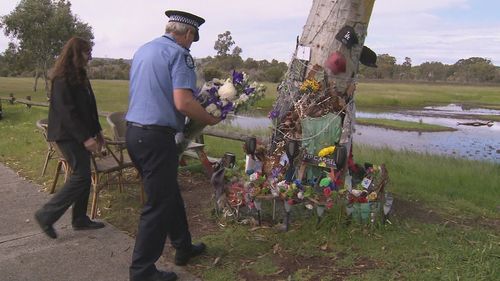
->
<box><xmin>178</xmin><ymin>170</ymin><xmax>219</xmax><ymax>238</ymax></box>
<box><xmin>390</xmin><ymin>197</ymin><xmax>500</xmax><ymax>231</ymax></box>
<box><xmin>390</xmin><ymin>197</ymin><xmax>444</xmax><ymax>224</ymax></box>
<box><xmin>238</xmin><ymin>253</ymin><xmax>380</xmax><ymax>281</ymax></box>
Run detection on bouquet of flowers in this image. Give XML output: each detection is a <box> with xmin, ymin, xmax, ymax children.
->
<box><xmin>178</xmin><ymin>70</ymin><xmax>266</xmax><ymax>151</ymax></box>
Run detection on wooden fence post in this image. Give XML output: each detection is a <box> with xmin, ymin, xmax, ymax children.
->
<box><xmin>9</xmin><ymin>93</ymin><xmax>15</xmax><ymax>105</ymax></box>
<box><xmin>26</xmin><ymin>96</ymin><xmax>32</xmax><ymax>109</ymax></box>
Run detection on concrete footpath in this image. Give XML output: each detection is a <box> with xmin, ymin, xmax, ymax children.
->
<box><xmin>0</xmin><ymin>164</ymin><xmax>201</xmax><ymax>281</ymax></box>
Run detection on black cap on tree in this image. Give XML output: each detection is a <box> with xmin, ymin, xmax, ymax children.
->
<box><xmin>335</xmin><ymin>26</ymin><xmax>359</xmax><ymax>49</ymax></box>
<box><xmin>359</xmin><ymin>46</ymin><xmax>378</xmax><ymax>68</ymax></box>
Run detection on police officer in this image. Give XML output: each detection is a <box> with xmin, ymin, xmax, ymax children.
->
<box><xmin>126</xmin><ymin>10</ymin><xmax>220</xmax><ymax>281</ymax></box>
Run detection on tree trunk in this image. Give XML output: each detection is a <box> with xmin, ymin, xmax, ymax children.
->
<box><xmin>43</xmin><ymin>60</ymin><xmax>50</xmax><ymax>99</ymax></box>
<box><xmin>33</xmin><ymin>69</ymin><xmax>40</xmax><ymax>92</ymax></box>
<box><xmin>268</xmin><ymin>0</ymin><xmax>376</xmax><ymax>171</ymax></box>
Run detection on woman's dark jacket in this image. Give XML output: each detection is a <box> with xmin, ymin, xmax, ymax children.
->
<box><xmin>47</xmin><ymin>77</ymin><xmax>102</xmax><ymax>143</ymax></box>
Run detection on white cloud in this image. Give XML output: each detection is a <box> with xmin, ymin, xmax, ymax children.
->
<box><xmin>0</xmin><ymin>0</ymin><xmax>499</xmax><ymax>65</ymax></box>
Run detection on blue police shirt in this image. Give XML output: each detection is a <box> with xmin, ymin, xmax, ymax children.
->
<box><xmin>126</xmin><ymin>34</ymin><xmax>197</xmax><ymax>131</ymax></box>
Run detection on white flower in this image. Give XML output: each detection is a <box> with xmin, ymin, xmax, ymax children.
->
<box><xmin>218</xmin><ymin>81</ymin><xmax>237</xmax><ymax>101</ymax></box>
<box><xmin>212</xmin><ymin>109</ymin><xmax>221</xmax><ymax>117</ymax></box>
<box><xmin>205</xmin><ymin>103</ymin><xmax>221</xmax><ymax>117</ymax></box>
<box><xmin>305</xmin><ymin>204</ymin><xmax>313</xmax><ymax>210</ymax></box>
<box><xmin>213</xmin><ymin>78</ymin><xmax>224</xmax><ymax>84</ymax></box>
<box><xmin>297</xmin><ymin>191</ymin><xmax>304</xmax><ymax>200</ymax></box>
<box><xmin>238</xmin><ymin>94</ymin><xmax>249</xmax><ymax>103</ymax></box>
<box><xmin>277</xmin><ymin>180</ymin><xmax>287</xmax><ymax>189</ymax></box>
<box><xmin>206</xmin><ymin>103</ymin><xmax>218</xmax><ymax>113</ymax></box>
<box><xmin>271</xmin><ymin>188</ymin><xmax>279</xmax><ymax>197</ymax></box>
<box><xmin>249</xmin><ymin>172</ymin><xmax>259</xmax><ymax>182</ymax></box>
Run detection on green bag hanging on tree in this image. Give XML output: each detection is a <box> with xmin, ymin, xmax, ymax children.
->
<box><xmin>301</xmin><ymin>112</ymin><xmax>343</xmax><ymax>155</ymax></box>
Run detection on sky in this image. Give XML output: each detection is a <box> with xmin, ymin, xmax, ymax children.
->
<box><xmin>1</xmin><ymin>0</ymin><xmax>499</xmax><ymax>66</ymax></box>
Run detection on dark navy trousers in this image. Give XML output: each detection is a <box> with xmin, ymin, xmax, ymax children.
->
<box><xmin>126</xmin><ymin>125</ymin><xmax>192</xmax><ymax>279</ymax></box>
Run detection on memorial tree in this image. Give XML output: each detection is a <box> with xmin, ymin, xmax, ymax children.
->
<box><xmin>266</xmin><ymin>0</ymin><xmax>377</xmax><ymax>178</ymax></box>
<box><xmin>213</xmin><ymin>0</ymin><xmax>391</xmax><ymax>226</ymax></box>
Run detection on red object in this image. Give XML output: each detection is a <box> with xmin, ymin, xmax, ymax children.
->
<box><xmin>323</xmin><ymin>187</ymin><xmax>331</xmax><ymax>198</ymax></box>
<box><xmin>324</xmin><ymin>51</ymin><xmax>347</xmax><ymax>74</ymax></box>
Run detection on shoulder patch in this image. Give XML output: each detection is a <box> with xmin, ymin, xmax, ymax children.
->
<box><xmin>184</xmin><ymin>54</ymin><xmax>195</xmax><ymax>69</ymax></box>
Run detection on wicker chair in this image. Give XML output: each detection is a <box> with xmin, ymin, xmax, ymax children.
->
<box><xmin>36</xmin><ymin>119</ymin><xmax>71</xmax><ymax>191</ymax></box>
<box><xmin>89</xmin><ymin>141</ymin><xmax>139</xmax><ymax>218</ymax></box>
<box><xmin>102</xmin><ymin>112</ymin><xmax>145</xmax><ymax>217</ymax></box>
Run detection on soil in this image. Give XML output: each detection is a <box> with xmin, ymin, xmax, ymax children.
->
<box><xmin>178</xmin><ymin>169</ymin><xmax>220</xmax><ymax>238</ymax></box>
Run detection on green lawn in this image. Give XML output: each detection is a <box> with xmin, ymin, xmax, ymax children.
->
<box><xmin>356</xmin><ymin>82</ymin><xmax>500</xmax><ymax>111</ymax></box>
<box><xmin>356</xmin><ymin>118</ymin><xmax>456</xmax><ymax>132</ymax></box>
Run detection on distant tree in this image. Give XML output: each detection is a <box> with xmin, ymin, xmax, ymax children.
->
<box><xmin>214</xmin><ymin>31</ymin><xmax>235</xmax><ymax>57</ymax></box>
<box><xmin>400</xmin><ymin>56</ymin><xmax>412</xmax><ymax>79</ymax></box>
<box><xmin>1</xmin><ymin>0</ymin><xmax>94</xmax><ymax>94</ymax></box>
<box><xmin>202</xmin><ymin>67</ymin><xmax>223</xmax><ymax>81</ymax></box>
<box><xmin>264</xmin><ymin>66</ymin><xmax>284</xmax><ymax>83</ymax></box>
<box><xmin>448</xmin><ymin>57</ymin><xmax>496</xmax><ymax>82</ymax></box>
<box><xmin>1</xmin><ymin>43</ymin><xmax>23</xmax><ymax>76</ymax></box>
<box><xmin>417</xmin><ymin>61</ymin><xmax>448</xmax><ymax>81</ymax></box>
<box><xmin>231</xmin><ymin>46</ymin><xmax>242</xmax><ymax>57</ymax></box>
<box><xmin>360</xmin><ymin>54</ymin><xmax>396</xmax><ymax>79</ymax></box>
<box><xmin>377</xmin><ymin>54</ymin><xmax>397</xmax><ymax>79</ymax></box>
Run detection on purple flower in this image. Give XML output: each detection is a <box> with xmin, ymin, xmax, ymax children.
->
<box><xmin>194</xmin><ymin>88</ymin><xmax>202</xmax><ymax>97</ymax></box>
<box><xmin>208</xmin><ymin>86</ymin><xmax>218</xmax><ymax>95</ymax></box>
<box><xmin>220</xmin><ymin>101</ymin><xmax>234</xmax><ymax>120</ymax></box>
<box><xmin>271</xmin><ymin>167</ymin><xmax>281</xmax><ymax>179</ymax></box>
<box><xmin>268</xmin><ymin>109</ymin><xmax>279</xmax><ymax>119</ymax></box>
<box><xmin>244</xmin><ymin>87</ymin><xmax>255</xmax><ymax>95</ymax></box>
<box><xmin>232</xmin><ymin>70</ymin><xmax>244</xmax><ymax>85</ymax></box>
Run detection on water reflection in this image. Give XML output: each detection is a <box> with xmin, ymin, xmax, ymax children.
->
<box><xmin>223</xmin><ymin>106</ymin><xmax>500</xmax><ymax>163</ymax></box>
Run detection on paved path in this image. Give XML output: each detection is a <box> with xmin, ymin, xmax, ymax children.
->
<box><xmin>0</xmin><ymin>164</ymin><xmax>201</xmax><ymax>281</ymax></box>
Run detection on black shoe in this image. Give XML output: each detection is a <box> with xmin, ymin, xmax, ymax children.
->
<box><xmin>174</xmin><ymin>242</ymin><xmax>206</xmax><ymax>266</ymax></box>
<box><xmin>72</xmin><ymin>216</ymin><xmax>105</xmax><ymax>230</ymax></box>
<box><xmin>131</xmin><ymin>270</ymin><xmax>178</xmax><ymax>281</ymax></box>
<box><xmin>34</xmin><ymin>210</ymin><xmax>57</xmax><ymax>239</ymax></box>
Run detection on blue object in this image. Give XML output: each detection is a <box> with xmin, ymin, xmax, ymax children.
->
<box><xmin>126</xmin><ymin>34</ymin><xmax>197</xmax><ymax>131</ymax></box>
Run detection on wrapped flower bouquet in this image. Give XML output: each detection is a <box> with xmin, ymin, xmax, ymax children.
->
<box><xmin>178</xmin><ymin>70</ymin><xmax>266</xmax><ymax>152</ymax></box>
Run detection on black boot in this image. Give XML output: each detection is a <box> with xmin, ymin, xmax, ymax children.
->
<box><xmin>174</xmin><ymin>242</ymin><xmax>206</xmax><ymax>266</ymax></box>
<box><xmin>72</xmin><ymin>216</ymin><xmax>105</xmax><ymax>230</ymax></box>
<box><xmin>34</xmin><ymin>209</ymin><xmax>57</xmax><ymax>239</ymax></box>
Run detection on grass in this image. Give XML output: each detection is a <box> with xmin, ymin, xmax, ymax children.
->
<box><xmin>356</xmin><ymin>118</ymin><xmax>456</xmax><ymax>132</ymax></box>
<box><xmin>356</xmin><ymin>82</ymin><xmax>500</xmax><ymax>111</ymax></box>
<box><xmin>3</xmin><ymin>77</ymin><xmax>500</xmax><ymax>111</ymax></box>
<box><xmin>1</xmin><ymin>78</ymin><xmax>500</xmax><ymax>280</ymax></box>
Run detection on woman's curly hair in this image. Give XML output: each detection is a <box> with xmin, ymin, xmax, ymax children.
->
<box><xmin>50</xmin><ymin>37</ymin><xmax>92</xmax><ymax>88</ymax></box>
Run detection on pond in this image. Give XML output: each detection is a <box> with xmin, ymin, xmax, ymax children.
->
<box><xmin>222</xmin><ymin>104</ymin><xmax>500</xmax><ymax>163</ymax></box>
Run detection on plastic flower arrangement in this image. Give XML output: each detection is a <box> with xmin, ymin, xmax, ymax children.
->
<box><xmin>179</xmin><ymin>70</ymin><xmax>266</xmax><ymax>151</ymax></box>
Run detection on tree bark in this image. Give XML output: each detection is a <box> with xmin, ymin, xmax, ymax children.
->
<box><xmin>269</xmin><ymin>0</ymin><xmax>376</xmax><ymax>171</ymax></box>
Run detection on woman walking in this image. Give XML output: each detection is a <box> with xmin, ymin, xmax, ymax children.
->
<box><xmin>35</xmin><ymin>37</ymin><xmax>105</xmax><ymax>239</ymax></box>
